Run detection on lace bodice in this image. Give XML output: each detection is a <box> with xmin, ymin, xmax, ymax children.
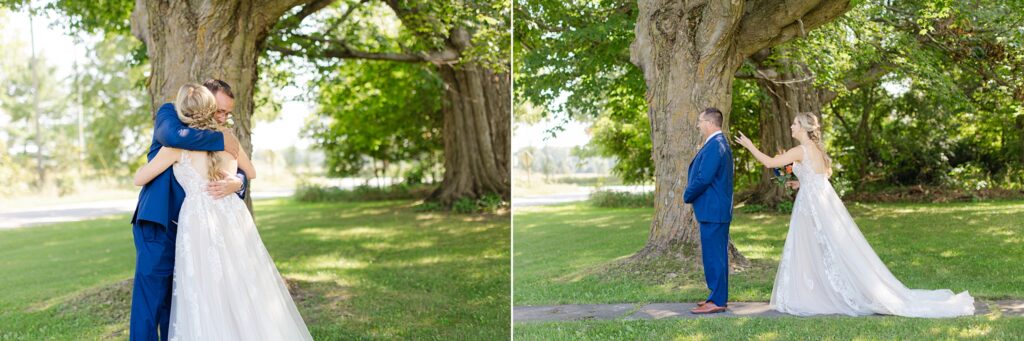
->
<box><xmin>168</xmin><ymin>150</ymin><xmax>312</xmax><ymax>340</ymax></box>
<box><xmin>770</xmin><ymin>145</ymin><xmax>974</xmax><ymax>318</ymax></box>
<box><xmin>172</xmin><ymin>151</ymin><xmax>208</xmax><ymax>196</ymax></box>
<box><xmin>792</xmin><ymin>145</ymin><xmax>828</xmax><ymax>185</ymax></box>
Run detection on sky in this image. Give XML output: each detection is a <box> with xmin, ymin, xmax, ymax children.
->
<box><xmin>2</xmin><ymin>7</ymin><xmax>316</xmax><ymax>152</ymax></box>
<box><xmin>3</xmin><ymin>5</ymin><xmax>591</xmax><ymax>154</ymax></box>
<box><xmin>512</xmin><ymin>117</ymin><xmax>591</xmax><ymax>152</ymax></box>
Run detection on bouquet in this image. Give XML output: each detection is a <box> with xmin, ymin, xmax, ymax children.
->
<box><xmin>772</xmin><ymin>163</ymin><xmax>796</xmax><ymax>189</ymax></box>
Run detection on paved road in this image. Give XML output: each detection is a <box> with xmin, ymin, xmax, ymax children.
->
<box><xmin>0</xmin><ymin>190</ymin><xmax>294</xmax><ymax>229</ymax></box>
<box><xmin>514</xmin><ymin>300</ymin><xmax>1021</xmax><ymax>323</ymax></box>
<box><xmin>513</xmin><ymin>186</ymin><xmax>651</xmax><ymax>207</ymax></box>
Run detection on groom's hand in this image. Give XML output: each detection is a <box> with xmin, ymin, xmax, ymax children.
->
<box><xmin>207</xmin><ymin>170</ymin><xmax>243</xmax><ymax>199</ymax></box>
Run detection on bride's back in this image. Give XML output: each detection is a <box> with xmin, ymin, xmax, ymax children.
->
<box><xmin>180</xmin><ymin>150</ymin><xmax>239</xmax><ymax>183</ymax></box>
<box><xmin>799</xmin><ymin>145</ymin><xmax>829</xmax><ymax>176</ymax></box>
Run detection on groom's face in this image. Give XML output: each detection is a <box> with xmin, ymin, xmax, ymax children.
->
<box><xmin>697</xmin><ymin>114</ymin><xmax>711</xmax><ymax>136</ymax></box>
<box><xmin>214</xmin><ymin>91</ymin><xmax>235</xmax><ymax>125</ymax></box>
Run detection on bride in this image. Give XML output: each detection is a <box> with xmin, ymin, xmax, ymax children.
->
<box><xmin>734</xmin><ymin>112</ymin><xmax>974</xmax><ymax>318</ymax></box>
<box><xmin>133</xmin><ymin>83</ymin><xmax>314</xmax><ymax>339</ymax></box>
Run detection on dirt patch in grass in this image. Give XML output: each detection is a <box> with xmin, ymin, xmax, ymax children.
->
<box><xmin>47</xmin><ymin>276</ymin><xmax>353</xmax><ymax>339</ymax></box>
<box><xmin>285</xmin><ymin>277</ymin><xmax>355</xmax><ymax>325</ymax></box>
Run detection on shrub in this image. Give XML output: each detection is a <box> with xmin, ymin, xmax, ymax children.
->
<box><xmin>293</xmin><ymin>182</ymin><xmax>436</xmax><ymax>202</ymax></box>
<box><xmin>589</xmin><ymin>190</ymin><xmax>654</xmax><ymax>208</ymax></box>
<box><xmin>737</xmin><ymin>201</ymin><xmax>793</xmax><ymax>214</ymax></box>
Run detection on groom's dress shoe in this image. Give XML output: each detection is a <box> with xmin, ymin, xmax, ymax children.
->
<box><xmin>690</xmin><ymin>302</ymin><xmax>728</xmax><ymax>314</ymax></box>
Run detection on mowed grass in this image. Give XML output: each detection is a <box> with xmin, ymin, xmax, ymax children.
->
<box><xmin>513</xmin><ymin>200</ymin><xmax>1024</xmax><ymax>339</ymax></box>
<box><xmin>515</xmin><ymin>317</ymin><xmax>1024</xmax><ymax>340</ymax></box>
<box><xmin>0</xmin><ymin>199</ymin><xmax>510</xmax><ymax>340</ymax></box>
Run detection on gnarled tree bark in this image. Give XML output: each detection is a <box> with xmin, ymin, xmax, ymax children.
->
<box><xmin>131</xmin><ymin>0</ymin><xmax>322</xmax><ymax>213</ymax></box>
<box><xmin>269</xmin><ymin>4</ymin><xmax>512</xmax><ymax>206</ymax></box>
<box><xmin>743</xmin><ymin>48</ymin><xmax>821</xmax><ymax>208</ymax></box>
<box><xmin>432</xmin><ymin>63</ymin><xmax>511</xmax><ymax>205</ymax></box>
<box><xmin>628</xmin><ymin>0</ymin><xmax>851</xmax><ymax>267</ymax></box>
<box><xmin>739</xmin><ymin>48</ymin><xmax>891</xmax><ymax>207</ymax></box>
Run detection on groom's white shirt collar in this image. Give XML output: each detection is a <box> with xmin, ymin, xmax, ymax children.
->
<box><xmin>703</xmin><ymin>130</ymin><xmax>723</xmax><ymax>146</ymax></box>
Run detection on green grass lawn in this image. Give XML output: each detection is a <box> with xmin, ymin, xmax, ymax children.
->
<box><xmin>513</xmin><ymin>200</ymin><xmax>1024</xmax><ymax>339</ymax></box>
<box><xmin>0</xmin><ymin>199</ymin><xmax>510</xmax><ymax>340</ymax></box>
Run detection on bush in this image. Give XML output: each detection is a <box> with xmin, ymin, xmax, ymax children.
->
<box><xmin>737</xmin><ymin>201</ymin><xmax>793</xmax><ymax>214</ymax></box>
<box><xmin>450</xmin><ymin>193</ymin><xmax>507</xmax><ymax>214</ymax></box>
<box><xmin>552</xmin><ymin>176</ymin><xmax>624</xmax><ymax>187</ymax></box>
<box><xmin>452</xmin><ymin>197</ymin><xmax>479</xmax><ymax>213</ymax></box>
<box><xmin>294</xmin><ymin>182</ymin><xmax>436</xmax><ymax>202</ymax></box>
<box><xmin>589</xmin><ymin>190</ymin><xmax>654</xmax><ymax>208</ymax></box>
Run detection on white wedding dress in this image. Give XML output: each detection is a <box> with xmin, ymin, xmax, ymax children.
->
<box><xmin>168</xmin><ymin>151</ymin><xmax>313</xmax><ymax>340</ymax></box>
<box><xmin>770</xmin><ymin>145</ymin><xmax>975</xmax><ymax>317</ymax></box>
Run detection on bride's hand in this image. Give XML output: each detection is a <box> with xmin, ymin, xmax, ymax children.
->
<box><xmin>207</xmin><ymin>170</ymin><xmax>242</xmax><ymax>199</ymax></box>
<box><xmin>734</xmin><ymin>132</ymin><xmax>754</xmax><ymax>150</ymax></box>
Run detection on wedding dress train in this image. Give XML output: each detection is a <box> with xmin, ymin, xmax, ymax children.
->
<box><xmin>770</xmin><ymin>145</ymin><xmax>974</xmax><ymax>318</ymax></box>
<box><xmin>169</xmin><ymin>151</ymin><xmax>313</xmax><ymax>340</ymax></box>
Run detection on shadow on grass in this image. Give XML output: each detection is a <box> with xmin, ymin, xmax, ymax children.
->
<box><xmin>0</xmin><ymin>199</ymin><xmax>511</xmax><ymax>340</ymax></box>
<box><xmin>514</xmin><ymin>201</ymin><xmax>1024</xmax><ymax>306</ymax></box>
<box><xmin>514</xmin><ymin>314</ymin><xmax>1024</xmax><ymax>340</ymax></box>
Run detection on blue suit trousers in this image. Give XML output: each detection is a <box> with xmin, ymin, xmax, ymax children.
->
<box><xmin>130</xmin><ymin>220</ymin><xmax>177</xmax><ymax>341</ymax></box>
<box><xmin>699</xmin><ymin>221</ymin><xmax>729</xmax><ymax>306</ymax></box>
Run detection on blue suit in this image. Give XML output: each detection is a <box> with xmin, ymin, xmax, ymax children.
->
<box><xmin>129</xmin><ymin>103</ymin><xmax>247</xmax><ymax>341</ymax></box>
<box><xmin>683</xmin><ymin>132</ymin><xmax>734</xmax><ymax>307</ymax></box>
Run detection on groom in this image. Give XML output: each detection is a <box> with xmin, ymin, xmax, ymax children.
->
<box><xmin>129</xmin><ymin>79</ymin><xmax>248</xmax><ymax>341</ymax></box>
<box><xmin>683</xmin><ymin>107</ymin><xmax>734</xmax><ymax>314</ymax></box>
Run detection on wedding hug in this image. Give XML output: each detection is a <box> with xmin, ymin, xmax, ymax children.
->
<box><xmin>130</xmin><ymin>81</ymin><xmax>312</xmax><ymax>340</ymax></box>
<box><xmin>6</xmin><ymin>0</ymin><xmax>1024</xmax><ymax>338</ymax></box>
<box><xmin>1</xmin><ymin>0</ymin><xmax>511</xmax><ymax>339</ymax></box>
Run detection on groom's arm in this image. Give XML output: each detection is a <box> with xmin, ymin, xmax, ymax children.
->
<box><xmin>234</xmin><ymin>169</ymin><xmax>248</xmax><ymax>199</ymax></box>
<box><xmin>153</xmin><ymin>103</ymin><xmax>226</xmax><ymax>152</ymax></box>
<box><xmin>683</xmin><ymin>144</ymin><xmax>724</xmax><ymax>203</ymax></box>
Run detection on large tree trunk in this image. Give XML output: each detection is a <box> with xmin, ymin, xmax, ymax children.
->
<box><xmin>131</xmin><ymin>0</ymin><xmax>312</xmax><ymax>213</ymax></box>
<box><xmin>430</xmin><ymin>63</ymin><xmax>511</xmax><ymax>205</ymax></box>
<box><xmin>745</xmin><ymin>49</ymin><xmax>823</xmax><ymax>208</ymax></box>
<box><xmin>628</xmin><ymin>0</ymin><xmax>850</xmax><ymax>267</ymax></box>
<box><xmin>742</xmin><ymin>47</ymin><xmax>891</xmax><ymax>205</ymax></box>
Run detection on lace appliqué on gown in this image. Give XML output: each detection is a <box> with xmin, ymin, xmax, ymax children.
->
<box><xmin>168</xmin><ymin>151</ymin><xmax>313</xmax><ymax>340</ymax></box>
<box><xmin>769</xmin><ymin>145</ymin><xmax>974</xmax><ymax>317</ymax></box>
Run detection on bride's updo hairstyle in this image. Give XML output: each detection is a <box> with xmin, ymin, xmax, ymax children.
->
<box><xmin>174</xmin><ymin>83</ymin><xmax>225</xmax><ymax>181</ymax></box>
<box><xmin>794</xmin><ymin>112</ymin><xmax>833</xmax><ymax>177</ymax></box>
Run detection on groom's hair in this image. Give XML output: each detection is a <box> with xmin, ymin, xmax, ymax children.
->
<box><xmin>701</xmin><ymin>107</ymin><xmax>723</xmax><ymax>128</ymax></box>
<box><xmin>202</xmin><ymin>79</ymin><xmax>234</xmax><ymax>99</ymax></box>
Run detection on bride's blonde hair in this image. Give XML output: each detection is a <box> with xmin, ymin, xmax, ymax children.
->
<box><xmin>174</xmin><ymin>83</ymin><xmax>225</xmax><ymax>181</ymax></box>
<box><xmin>794</xmin><ymin>112</ymin><xmax>833</xmax><ymax>177</ymax></box>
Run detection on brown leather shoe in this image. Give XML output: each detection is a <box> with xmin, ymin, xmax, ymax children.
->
<box><xmin>690</xmin><ymin>302</ymin><xmax>728</xmax><ymax>314</ymax></box>
<box><xmin>696</xmin><ymin>300</ymin><xmax>708</xmax><ymax>307</ymax></box>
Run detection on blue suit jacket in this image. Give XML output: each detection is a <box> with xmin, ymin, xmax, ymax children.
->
<box><xmin>683</xmin><ymin>133</ymin><xmax>734</xmax><ymax>223</ymax></box>
<box><xmin>131</xmin><ymin>103</ymin><xmax>247</xmax><ymax>228</ymax></box>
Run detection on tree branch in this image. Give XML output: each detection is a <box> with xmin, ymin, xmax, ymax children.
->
<box><xmin>256</xmin><ymin>0</ymin><xmax>323</xmax><ymax>30</ymax></box>
<box><xmin>268</xmin><ymin>37</ymin><xmax>459</xmax><ymax>64</ymax></box>
<box><xmin>820</xmin><ymin>61</ymin><xmax>893</xmax><ymax>103</ymax></box>
<box><xmin>291</xmin><ymin>0</ymin><xmax>337</xmax><ymax>25</ymax></box>
<box><xmin>323</xmin><ymin>0</ymin><xmax>370</xmax><ymax>34</ymax></box>
<box><xmin>737</xmin><ymin>0</ymin><xmax>852</xmax><ymax>56</ymax></box>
